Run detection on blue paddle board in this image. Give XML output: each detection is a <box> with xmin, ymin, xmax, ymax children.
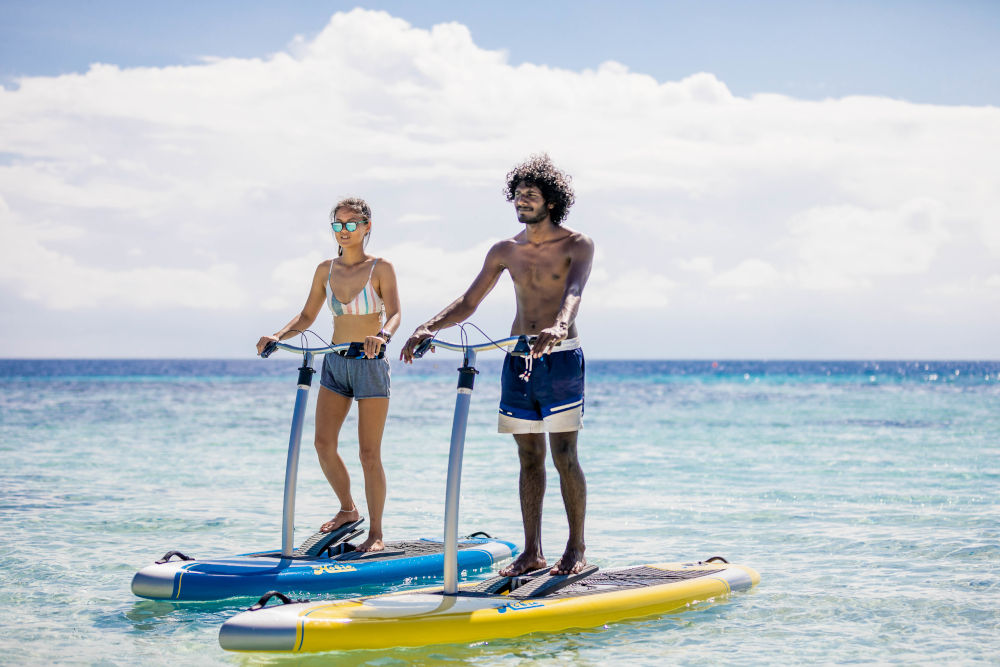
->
<box><xmin>132</xmin><ymin>521</ymin><xmax>516</xmax><ymax>601</ymax></box>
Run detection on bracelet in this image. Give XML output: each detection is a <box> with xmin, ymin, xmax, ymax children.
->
<box><xmin>378</xmin><ymin>330</ymin><xmax>392</xmax><ymax>344</ymax></box>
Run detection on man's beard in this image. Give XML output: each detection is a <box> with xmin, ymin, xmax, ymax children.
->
<box><xmin>518</xmin><ymin>209</ymin><xmax>547</xmax><ymax>224</ymax></box>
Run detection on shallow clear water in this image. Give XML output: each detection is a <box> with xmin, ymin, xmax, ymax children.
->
<box><xmin>1</xmin><ymin>357</ymin><xmax>998</xmax><ymax>665</ymax></box>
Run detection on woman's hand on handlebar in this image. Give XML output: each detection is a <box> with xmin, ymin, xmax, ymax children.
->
<box><xmin>364</xmin><ymin>333</ymin><xmax>387</xmax><ymax>359</ymax></box>
<box><xmin>256</xmin><ymin>335</ymin><xmax>280</xmax><ymax>355</ymax></box>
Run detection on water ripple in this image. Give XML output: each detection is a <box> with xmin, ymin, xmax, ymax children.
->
<box><xmin>1</xmin><ymin>360</ymin><xmax>998</xmax><ymax>664</ymax></box>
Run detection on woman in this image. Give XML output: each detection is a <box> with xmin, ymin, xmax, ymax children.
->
<box><xmin>256</xmin><ymin>197</ymin><xmax>400</xmax><ymax>552</ymax></box>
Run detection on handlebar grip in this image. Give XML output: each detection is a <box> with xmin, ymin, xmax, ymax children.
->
<box><xmin>412</xmin><ymin>338</ymin><xmax>434</xmax><ymax>359</ymax></box>
<box><xmin>260</xmin><ymin>341</ymin><xmax>278</xmax><ymax>358</ymax></box>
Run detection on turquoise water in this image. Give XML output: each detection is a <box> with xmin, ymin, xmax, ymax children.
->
<box><xmin>1</xmin><ymin>357</ymin><xmax>998</xmax><ymax>665</ymax></box>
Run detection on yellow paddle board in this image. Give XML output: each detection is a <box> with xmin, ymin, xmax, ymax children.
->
<box><xmin>219</xmin><ymin>559</ymin><xmax>759</xmax><ymax>652</ymax></box>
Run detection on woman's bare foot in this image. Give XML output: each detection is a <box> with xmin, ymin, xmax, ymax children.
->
<box><xmin>355</xmin><ymin>534</ymin><xmax>385</xmax><ymax>553</ymax></box>
<box><xmin>320</xmin><ymin>506</ymin><xmax>359</xmax><ymax>533</ymax></box>
<box><xmin>549</xmin><ymin>547</ymin><xmax>586</xmax><ymax>575</ymax></box>
<box><xmin>499</xmin><ymin>552</ymin><xmax>547</xmax><ymax>577</ymax></box>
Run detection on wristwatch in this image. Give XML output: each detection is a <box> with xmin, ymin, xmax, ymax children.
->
<box><xmin>378</xmin><ymin>330</ymin><xmax>392</xmax><ymax>344</ymax></box>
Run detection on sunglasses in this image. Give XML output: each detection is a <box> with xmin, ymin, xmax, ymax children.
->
<box><xmin>331</xmin><ymin>220</ymin><xmax>368</xmax><ymax>233</ymax></box>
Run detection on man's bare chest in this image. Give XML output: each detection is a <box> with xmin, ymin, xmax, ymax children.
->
<box><xmin>506</xmin><ymin>250</ymin><xmax>573</xmax><ymax>287</ymax></box>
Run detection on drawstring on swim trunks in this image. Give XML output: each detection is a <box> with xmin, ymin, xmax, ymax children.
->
<box><xmin>519</xmin><ymin>356</ymin><xmax>533</xmax><ymax>382</ymax></box>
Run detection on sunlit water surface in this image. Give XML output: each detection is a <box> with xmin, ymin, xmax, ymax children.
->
<box><xmin>1</xmin><ymin>358</ymin><xmax>997</xmax><ymax>665</ymax></box>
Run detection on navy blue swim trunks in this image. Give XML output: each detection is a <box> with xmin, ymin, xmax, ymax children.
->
<box><xmin>498</xmin><ymin>338</ymin><xmax>584</xmax><ymax>434</ymax></box>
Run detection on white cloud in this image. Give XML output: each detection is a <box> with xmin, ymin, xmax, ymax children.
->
<box><xmin>676</xmin><ymin>257</ymin><xmax>715</xmax><ymax>274</ymax></box>
<box><xmin>396</xmin><ymin>213</ymin><xmax>443</xmax><ymax>224</ymax></box>
<box><xmin>380</xmin><ymin>238</ymin><xmax>512</xmax><ymax>309</ymax></box>
<box><xmin>260</xmin><ymin>251</ymin><xmax>324</xmax><ymax>311</ymax></box>
<box><xmin>0</xmin><ymin>199</ymin><xmax>247</xmax><ymax>309</ymax></box>
<box><xmin>587</xmin><ymin>268</ymin><xmax>677</xmax><ymax>309</ymax></box>
<box><xmin>711</xmin><ymin>259</ymin><xmax>784</xmax><ymax>290</ymax></box>
<box><xmin>0</xmin><ymin>8</ymin><xmax>998</xmax><ymax>356</ymax></box>
<box><xmin>787</xmin><ymin>198</ymin><xmax>951</xmax><ymax>290</ymax></box>
<box><xmin>924</xmin><ymin>275</ymin><xmax>1000</xmax><ymax>298</ymax></box>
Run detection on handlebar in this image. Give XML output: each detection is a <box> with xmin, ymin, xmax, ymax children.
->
<box><xmin>261</xmin><ymin>333</ymin><xmax>534</xmax><ymax>360</ymax></box>
<box><xmin>260</xmin><ymin>341</ymin><xmax>352</xmax><ymax>359</ymax></box>
<box><xmin>411</xmin><ymin>335</ymin><xmax>529</xmax><ymax>359</ymax></box>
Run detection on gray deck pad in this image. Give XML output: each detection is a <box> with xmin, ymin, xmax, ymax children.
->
<box><xmin>553</xmin><ymin>566</ymin><xmax>726</xmax><ymax>599</ymax></box>
<box><xmin>253</xmin><ymin>539</ymin><xmax>488</xmax><ymax>563</ymax></box>
<box><xmin>463</xmin><ymin>565</ymin><xmax>726</xmax><ymax>600</ymax></box>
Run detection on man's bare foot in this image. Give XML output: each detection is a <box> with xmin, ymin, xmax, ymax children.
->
<box><xmin>320</xmin><ymin>506</ymin><xmax>359</xmax><ymax>533</ymax></box>
<box><xmin>549</xmin><ymin>548</ymin><xmax>586</xmax><ymax>575</ymax></box>
<box><xmin>355</xmin><ymin>534</ymin><xmax>384</xmax><ymax>553</ymax></box>
<box><xmin>499</xmin><ymin>552</ymin><xmax>547</xmax><ymax>577</ymax></box>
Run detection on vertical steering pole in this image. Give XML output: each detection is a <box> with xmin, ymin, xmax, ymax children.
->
<box><xmin>281</xmin><ymin>352</ymin><xmax>316</xmax><ymax>557</ymax></box>
<box><xmin>443</xmin><ymin>348</ymin><xmax>478</xmax><ymax>594</ymax></box>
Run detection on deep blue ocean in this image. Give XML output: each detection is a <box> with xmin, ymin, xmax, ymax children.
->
<box><xmin>1</xmin><ymin>356</ymin><xmax>998</xmax><ymax>665</ymax></box>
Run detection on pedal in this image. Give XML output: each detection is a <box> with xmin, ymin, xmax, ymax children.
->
<box><xmin>295</xmin><ymin>518</ymin><xmax>366</xmax><ymax>557</ymax></box>
<box><xmin>507</xmin><ymin>564</ymin><xmax>599</xmax><ymax>599</ymax></box>
<box><xmin>466</xmin><ymin>566</ymin><xmax>549</xmax><ymax>594</ymax></box>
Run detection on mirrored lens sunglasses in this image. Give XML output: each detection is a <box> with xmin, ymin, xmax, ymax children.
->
<box><xmin>331</xmin><ymin>220</ymin><xmax>368</xmax><ymax>233</ymax></box>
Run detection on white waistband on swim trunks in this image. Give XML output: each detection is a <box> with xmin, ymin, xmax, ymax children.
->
<box><xmin>550</xmin><ymin>336</ymin><xmax>581</xmax><ymax>351</ymax></box>
<box><xmin>518</xmin><ymin>336</ymin><xmax>581</xmax><ymax>353</ymax></box>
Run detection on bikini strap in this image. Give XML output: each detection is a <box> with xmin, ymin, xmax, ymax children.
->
<box><xmin>326</xmin><ymin>259</ymin><xmax>335</xmax><ymax>303</ymax></box>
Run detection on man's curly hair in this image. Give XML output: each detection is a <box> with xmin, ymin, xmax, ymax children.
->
<box><xmin>504</xmin><ymin>153</ymin><xmax>575</xmax><ymax>225</ymax></box>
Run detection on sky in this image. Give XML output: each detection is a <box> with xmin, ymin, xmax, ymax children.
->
<box><xmin>1</xmin><ymin>1</ymin><xmax>999</xmax><ymax>359</ymax></box>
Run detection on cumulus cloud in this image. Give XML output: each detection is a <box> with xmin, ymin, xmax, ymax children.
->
<box><xmin>396</xmin><ymin>213</ymin><xmax>443</xmax><ymax>224</ymax></box>
<box><xmin>0</xmin><ymin>8</ymin><xmax>998</xmax><ymax>356</ymax></box>
<box><xmin>379</xmin><ymin>238</ymin><xmax>513</xmax><ymax>310</ymax></box>
<box><xmin>924</xmin><ymin>275</ymin><xmax>1000</xmax><ymax>298</ymax></box>
<box><xmin>261</xmin><ymin>250</ymin><xmax>324</xmax><ymax>311</ymax></box>
<box><xmin>0</xmin><ymin>197</ymin><xmax>248</xmax><ymax>310</ymax></box>
<box><xmin>676</xmin><ymin>256</ymin><xmax>715</xmax><ymax>275</ymax></box>
<box><xmin>711</xmin><ymin>259</ymin><xmax>784</xmax><ymax>290</ymax></box>
<box><xmin>587</xmin><ymin>267</ymin><xmax>677</xmax><ymax>309</ymax></box>
<box><xmin>786</xmin><ymin>199</ymin><xmax>951</xmax><ymax>290</ymax></box>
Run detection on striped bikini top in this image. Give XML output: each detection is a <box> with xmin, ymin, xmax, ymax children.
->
<box><xmin>326</xmin><ymin>258</ymin><xmax>384</xmax><ymax>318</ymax></box>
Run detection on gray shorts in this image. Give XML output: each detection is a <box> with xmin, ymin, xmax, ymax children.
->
<box><xmin>319</xmin><ymin>352</ymin><xmax>391</xmax><ymax>399</ymax></box>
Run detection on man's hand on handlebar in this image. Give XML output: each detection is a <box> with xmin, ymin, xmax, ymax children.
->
<box><xmin>400</xmin><ymin>327</ymin><xmax>435</xmax><ymax>364</ymax></box>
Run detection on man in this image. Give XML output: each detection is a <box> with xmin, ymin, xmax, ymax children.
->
<box><xmin>401</xmin><ymin>154</ymin><xmax>594</xmax><ymax>576</ymax></box>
